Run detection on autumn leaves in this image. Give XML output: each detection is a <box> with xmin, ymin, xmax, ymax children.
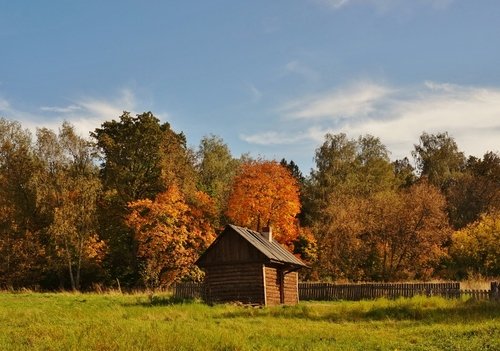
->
<box><xmin>0</xmin><ymin>112</ymin><xmax>498</xmax><ymax>290</ymax></box>
<box><xmin>226</xmin><ymin>161</ymin><xmax>301</xmax><ymax>248</ymax></box>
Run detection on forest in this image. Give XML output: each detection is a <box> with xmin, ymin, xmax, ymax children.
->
<box><xmin>0</xmin><ymin>112</ymin><xmax>498</xmax><ymax>290</ymax></box>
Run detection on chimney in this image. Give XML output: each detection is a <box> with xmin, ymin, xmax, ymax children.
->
<box><xmin>261</xmin><ymin>226</ymin><xmax>273</xmax><ymax>242</ymax></box>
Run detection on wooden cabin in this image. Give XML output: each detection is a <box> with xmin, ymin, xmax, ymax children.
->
<box><xmin>195</xmin><ymin>224</ymin><xmax>307</xmax><ymax>306</ymax></box>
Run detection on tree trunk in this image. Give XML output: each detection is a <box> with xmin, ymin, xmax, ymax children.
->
<box><xmin>64</xmin><ymin>235</ymin><xmax>76</xmax><ymax>291</ymax></box>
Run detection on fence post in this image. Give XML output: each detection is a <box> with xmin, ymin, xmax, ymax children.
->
<box><xmin>491</xmin><ymin>282</ymin><xmax>499</xmax><ymax>301</ymax></box>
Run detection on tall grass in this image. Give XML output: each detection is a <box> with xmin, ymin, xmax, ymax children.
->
<box><xmin>0</xmin><ymin>292</ymin><xmax>498</xmax><ymax>350</ymax></box>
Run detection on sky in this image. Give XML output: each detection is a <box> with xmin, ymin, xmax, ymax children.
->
<box><xmin>1</xmin><ymin>0</ymin><xmax>499</xmax><ymax>172</ymax></box>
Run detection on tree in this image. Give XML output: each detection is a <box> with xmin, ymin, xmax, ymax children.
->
<box><xmin>306</xmin><ymin>133</ymin><xmax>399</xmax><ymax>279</ymax></box>
<box><xmin>312</xmin><ymin>193</ymin><xmax>368</xmax><ymax>280</ymax></box>
<box><xmin>392</xmin><ymin>157</ymin><xmax>417</xmax><ymax>188</ymax></box>
<box><xmin>92</xmin><ymin>111</ymin><xmax>195</xmax><ymax>203</ymax></box>
<box><xmin>313</xmin><ymin>181</ymin><xmax>450</xmax><ymax>281</ymax></box>
<box><xmin>0</xmin><ymin>119</ymin><xmax>45</xmax><ymax>288</ymax></box>
<box><xmin>412</xmin><ymin>132</ymin><xmax>465</xmax><ymax>189</ymax></box>
<box><xmin>34</xmin><ymin>122</ymin><xmax>104</xmax><ymax>290</ymax></box>
<box><xmin>226</xmin><ymin>160</ymin><xmax>301</xmax><ymax>248</ymax></box>
<box><xmin>92</xmin><ymin>111</ymin><xmax>197</xmax><ymax>286</ymax></box>
<box><xmin>280</xmin><ymin>158</ymin><xmax>305</xmax><ymax>185</ymax></box>
<box><xmin>450</xmin><ymin>211</ymin><xmax>500</xmax><ymax>277</ymax></box>
<box><xmin>365</xmin><ymin>182</ymin><xmax>450</xmax><ymax>281</ymax></box>
<box><xmin>126</xmin><ymin>185</ymin><xmax>215</xmax><ymax>289</ymax></box>
<box><xmin>446</xmin><ymin>152</ymin><xmax>500</xmax><ymax>229</ymax></box>
<box><xmin>307</xmin><ymin>133</ymin><xmax>395</xmax><ymax>217</ymax></box>
<box><xmin>196</xmin><ymin>135</ymin><xmax>239</xmax><ymax>228</ymax></box>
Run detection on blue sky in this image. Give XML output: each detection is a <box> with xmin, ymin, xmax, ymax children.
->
<box><xmin>1</xmin><ymin>0</ymin><xmax>499</xmax><ymax>172</ymax></box>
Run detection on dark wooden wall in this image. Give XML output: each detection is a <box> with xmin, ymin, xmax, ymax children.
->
<box><xmin>198</xmin><ymin>230</ymin><xmax>265</xmax><ymax>266</ymax></box>
<box><xmin>205</xmin><ymin>263</ymin><xmax>265</xmax><ymax>305</ymax></box>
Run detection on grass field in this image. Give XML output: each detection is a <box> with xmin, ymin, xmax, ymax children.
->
<box><xmin>0</xmin><ymin>292</ymin><xmax>498</xmax><ymax>351</ymax></box>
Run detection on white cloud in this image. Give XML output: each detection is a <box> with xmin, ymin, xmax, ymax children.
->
<box><xmin>0</xmin><ymin>89</ymin><xmax>139</xmax><ymax>138</ymax></box>
<box><xmin>56</xmin><ymin>89</ymin><xmax>137</xmax><ymax>137</ymax></box>
<box><xmin>240</xmin><ymin>130</ymin><xmax>310</xmax><ymax>145</ymax></box>
<box><xmin>281</xmin><ymin>81</ymin><xmax>393</xmax><ymax>120</ymax></box>
<box><xmin>317</xmin><ymin>0</ymin><xmax>454</xmax><ymax>12</ymax></box>
<box><xmin>242</xmin><ymin>81</ymin><xmax>500</xmax><ymax>161</ymax></box>
<box><xmin>40</xmin><ymin>105</ymin><xmax>82</xmax><ymax>113</ymax></box>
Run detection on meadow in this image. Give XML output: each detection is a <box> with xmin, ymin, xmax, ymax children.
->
<box><xmin>0</xmin><ymin>292</ymin><xmax>498</xmax><ymax>351</ymax></box>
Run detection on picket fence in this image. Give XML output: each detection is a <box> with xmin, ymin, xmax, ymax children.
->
<box><xmin>298</xmin><ymin>282</ymin><xmax>460</xmax><ymax>301</ymax></box>
<box><xmin>173</xmin><ymin>281</ymin><xmax>499</xmax><ymax>302</ymax></box>
<box><xmin>173</xmin><ymin>282</ymin><xmax>206</xmax><ymax>299</ymax></box>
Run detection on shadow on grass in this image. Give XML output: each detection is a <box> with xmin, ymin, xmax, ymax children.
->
<box><xmin>124</xmin><ymin>295</ymin><xmax>200</xmax><ymax>307</ymax></box>
<box><xmin>361</xmin><ymin>300</ymin><xmax>500</xmax><ymax>322</ymax></box>
<box><xmin>219</xmin><ymin>298</ymin><xmax>500</xmax><ymax>324</ymax></box>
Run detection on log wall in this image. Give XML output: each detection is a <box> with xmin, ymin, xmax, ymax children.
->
<box><xmin>264</xmin><ymin>267</ymin><xmax>281</xmax><ymax>305</ymax></box>
<box><xmin>283</xmin><ymin>271</ymin><xmax>299</xmax><ymax>305</ymax></box>
<box><xmin>205</xmin><ymin>263</ymin><xmax>265</xmax><ymax>305</ymax></box>
<box><xmin>263</xmin><ymin>267</ymin><xmax>299</xmax><ymax>306</ymax></box>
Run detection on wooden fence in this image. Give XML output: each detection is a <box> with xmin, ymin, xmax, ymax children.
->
<box><xmin>173</xmin><ymin>282</ymin><xmax>205</xmax><ymax>300</ymax></box>
<box><xmin>298</xmin><ymin>282</ymin><xmax>460</xmax><ymax>301</ymax></box>
<box><xmin>174</xmin><ymin>281</ymin><xmax>499</xmax><ymax>302</ymax></box>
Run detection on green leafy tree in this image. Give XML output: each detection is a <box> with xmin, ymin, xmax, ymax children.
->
<box><xmin>412</xmin><ymin>132</ymin><xmax>465</xmax><ymax>189</ymax></box>
<box><xmin>196</xmin><ymin>135</ymin><xmax>239</xmax><ymax>228</ymax></box>
<box><xmin>280</xmin><ymin>158</ymin><xmax>305</xmax><ymax>185</ymax></box>
<box><xmin>392</xmin><ymin>157</ymin><xmax>417</xmax><ymax>188</ymax></box>
<box><xmin>447</xmin><ymin>152</ymin><xmax>500</xmax><ymax>229</ymax></box>
<box><xmin>308</xmin><ymin>133</ymin><xmax>395</xmax><ymax>204</ymax></box>
<box><xmin>92</xmin><ymin>112</ymin><xmax>196</xmax><ymax>286</ymax></box>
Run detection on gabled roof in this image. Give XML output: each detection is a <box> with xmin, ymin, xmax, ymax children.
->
<box><xmin>196</xmin><ymin>224</ymin><xmax>307</xmax><ymax>268</ymax></box>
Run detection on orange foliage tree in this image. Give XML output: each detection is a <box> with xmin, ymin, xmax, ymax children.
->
<box><xmin>226</xmin><ymin>160</ymin><xmax>301</xmax><ymax>247</ymax></box>
<box><xmin>314</xmin><ymin>181</ymin><xmax>450</xmax><ymax>281</ymax></box>
<box><xmin>126</xmin><ymin>185</ymin><xmax>216</xmax><ymax>288</ymax></box>
<box><xmin>365</xmin><ymin>181</ymin><xmax>450</xmax><ymax>280</ymax></box>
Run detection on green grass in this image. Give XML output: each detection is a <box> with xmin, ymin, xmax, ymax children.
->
<box><xmin>0</xmin><ymin>293</ymin><xmax>498</xmax><ymax>351</ymax></box>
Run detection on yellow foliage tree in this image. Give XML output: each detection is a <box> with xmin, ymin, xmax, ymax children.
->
<box><xmin>226</xmin><ymin>160</ymin><xmax>301</xmax><ymax>248</ymax></box>
<box><xmin>450</xmin><ymin>211</ymin><xmax>500</xmax><ymax>277</ymax></box>
<box><xmin>126</xmin><ymin>185</ymin><xmax>216</xmax><ymax>288</ymax></box>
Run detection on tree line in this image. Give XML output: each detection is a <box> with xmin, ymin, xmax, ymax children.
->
<box><xmin>0</xmin><ymin>112</ymin><xmax>498</xmax><ymax>290</ymax></box>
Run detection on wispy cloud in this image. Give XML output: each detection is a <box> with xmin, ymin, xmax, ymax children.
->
<box><xmin>285</xmin><ymin>60</ymin><xmax>320</xmax><ymax>83</ymax></box>
<box><xmin>0</xmin><ymin>89</ymin><xmax>139</xmax><ymax>138</ymax></box>
<box><xmin>0</xmin><ymin>97</ymin><xmax>10</xmax><ymax>110</ymax></box>
<box><xmin>242</xmin><ymin>80</ymin><xmax>500</xmax><ymax>160</ymax></box>
<box><xmin>241</xmin><ymin>130</ymin><xmax>310</xmax><ymax>145</ymax></box>
<box><xmin>40</xmin><ymin>105</ymin><xmax>82</xmax><ymax>113</ymax></box>
<box><xmin>281</xmin><ymin>81</ymin><xmax>393</xmax><ymax>120</ymax></box>
<box><xmin>246</xmin><ymin>83</ymin><xmax>263</xmax><ymax>103</ymax></box>
<box><xmin>317</xmin><ymin>0</ymin><xmax>454</xmax><ymax>12</ymax></box>
<box><xmin>317</xmin><ymin>0</ymin><xmax>350</xmax><ymax>9</ymax></box>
